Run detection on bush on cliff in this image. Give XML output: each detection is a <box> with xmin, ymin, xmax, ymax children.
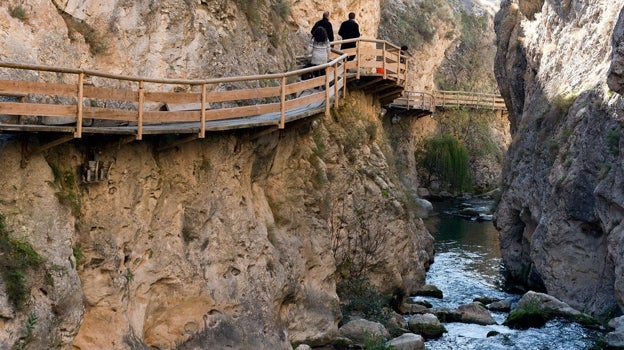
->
<box><xmin>418</xmin><ymin>134</ymin><xmax>472</xmax><ymax>193</ymax></box>
<box><xmin>0</xmin><ymin>213</ymin><xmax>42</xmax><ymax>309</ymax></box>
<box><xmin>337</xmin><ymin>277</ymin><xmax>391</xmax><ymax>326</ymax></box>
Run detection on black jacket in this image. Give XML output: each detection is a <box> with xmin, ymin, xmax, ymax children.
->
<box><xmin>311</xmin><ymin>18</ymin><xmax>334</xmax><ymax>42</ymax></box>
<box><xmin>338</xmin><ymin>19</ymin><xmax>360</xmax><ymax>49</ymax></box>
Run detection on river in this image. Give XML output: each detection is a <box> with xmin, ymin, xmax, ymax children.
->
<box><xmin>419</xmin><ymin>198</ymin><xmax>601</xmax><ymax>350</ymax></box>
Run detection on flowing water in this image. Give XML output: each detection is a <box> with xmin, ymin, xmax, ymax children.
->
<box><xmin>419</xmin><ymin>199</ymin><xmax>601</xmax><ymax>350</ymax></box>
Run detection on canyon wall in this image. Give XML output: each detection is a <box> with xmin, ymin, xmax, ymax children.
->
<box><xmin>494</xmin><ymin>0</ymin><xmax>624</xmax><ymax>317</ymax></box>
<box><xmin>0</xmin><ymin>1</ymin><xmax>437</xmax><ymax>348</ymax></box>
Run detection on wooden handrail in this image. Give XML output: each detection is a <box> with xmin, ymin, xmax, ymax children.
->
<box><xmin>0</xmin><ymin>38</ymin><xmax>409</xmax><ymax>139</ymax></box>
<box><xmin>392</xmin><ymin>90</ymin><xmax>506</xmax><ymax>113</ymax></box>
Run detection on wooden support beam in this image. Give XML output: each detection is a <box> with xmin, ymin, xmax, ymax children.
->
<box><xmin>378</xmin><ymin>87</ymin><xmax>404</xmax><ymax>101</ymax></box>
<box><xmin>352</xmin><ymin>77</ymin><xmax>383</xmax><ymax>90</ymax></box>
<box><xmin>31</xmin><ymin>134</ymin><xmax>75</xmax><ymax>154</ymax></box>
<box><xmin>247</xmin><ymin>126</ymin><xmax>280</xmax><ymax>141</ymax></box>
<box><xmin>366</xmin><ymin>83</ymin><xmax>398</xmax><ymax>95</ymax></box>
<box><xmin>156</xmin><ymin>134</ymin><xmax>199</xmax><ymax>152</ymax></box>
<box><xmin>21</xmin><ymin>134</ymin><xmax>75</xmax><ymax>167</ymax></box>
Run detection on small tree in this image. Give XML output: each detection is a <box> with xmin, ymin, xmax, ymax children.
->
<box><xmin>418</xmin><ymin>134</ymin><xmax>472</xmax><ymax>193</ymax></box>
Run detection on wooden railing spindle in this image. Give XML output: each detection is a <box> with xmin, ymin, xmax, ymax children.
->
<box><xmin>75</xmin><ymin>72</ymin><xmax>84</xmax><ymax>138</ymax></box>
<box><xmin>200</xmin><ymin>83</ymin><xmax>206</xmax><ymax>138</ymax></box>
<box><xmin>279</xmin><ymin>76</ymin><xmax>286</xmax><ymax>129</ymax></box>
<box><xmin>137</xmin><ymin>80</ymin><xmax>144</xmax><ymax>140</ymax></box>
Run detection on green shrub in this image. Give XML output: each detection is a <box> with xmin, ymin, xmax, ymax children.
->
<box><xmin>607</xmin><ymin>128</ymin><xmax>620</xmax><ymax>156</ymax></box>
<box><xmin>0</xmin><ymin>214</ymin><xmax>42</xmax><ymax>309</ymax></box>
<box><xmin>10</xmin><ymin>5</ymin><xmax>28</xmax><ymax>21</ymax></box>
<box><xmin>72</xmin><ymin>245</ymin><xmax>84</xmax><ymax>266</ymax></box>
<box><xmin>24</xmin><ymin>311</ymin><xmax>38</xmax><ymax>339</ymax></box>
<box><xmin>271</xmin><ymin>0</ymin><xmax>291</xmax><ymax>20</ymax></box>
<box><xmin>337</xmin><ymin>277</ymin><xmax>391</xmax><ymax>326</ymax></box>
<box><xmin>419</xmin><ymin>134</ymin><xmax>472</xmax><ymax>192</ymax></box>
<box><xmin>363</xmin><ymin>331</ymin><xmax>394</xmax><ymax>350</ymax></box>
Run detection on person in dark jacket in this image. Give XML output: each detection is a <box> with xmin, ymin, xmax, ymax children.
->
<box><xmin>338</xmin><ymin>12</ymin><xmax>360</xmax><ymax>60</ymax></box>
<box><xmin>311</xmin><ymin>11</ymin><xmax>334</xmax><ymax>43</ymax></box>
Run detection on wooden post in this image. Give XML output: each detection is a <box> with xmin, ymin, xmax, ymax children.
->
<box><xmin>75</xmin><ymin>72</ymin><xmax>84</xmax><ymax>138</ymax></box>
<box><xmin>325</xmin><ymin>67</ymin><xmax>330</xmax><ymax>117</ymax></box>
<box><xmin>396</xmin><ymin>49</ymin><xmax>400</xmax><ymax>82</ymax></box>
<box><xmin>279</xmin><ymin>76</ymin><xmax>286</xmax><ymax>129</ymax></box>
<box><xmin>333</xmin><ymin>63</ymin><xmax>339</xmax><ymax>109</ymax></box>
<box><xmin>406</xmin><ymin>91</ymin><xmax>410</xmax><ymax>110</ymax></box>
<box><xmin>402</xmin><ymin>57</ymin><xmax>408</xmax><ymax>86</ymax></box>
<box><xmin>382</xmin><ymin>42</ymin><xmax>387</xmax><ymax>80</ymax></box>
<box><xmin>356</xmin><ymin>40</ymin><xmax>361</xmax><ymax>80</ymax></box>
<box><xmin>342</xmin><ymin>59</ymin><xmax>347</xmax><ymax>99</ymax></box>
<box><xmin>200</xmin><ymin>83</ymin><xmax>206</xmax><ymax>138</ymax></box>
<box><xmin>137</xmin><ymin>81</ymin><xmax>144</xmax><ymax>140</ymax></box>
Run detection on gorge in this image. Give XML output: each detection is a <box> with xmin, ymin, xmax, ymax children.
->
<box><xmin>1</xmin><ymin>0</ymin><xmax>624</xmax><ymax>349</ymax></box>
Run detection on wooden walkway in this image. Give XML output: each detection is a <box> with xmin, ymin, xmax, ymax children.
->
<box><xmin>389</xmin><ymin>90</ymin><xmax>506</xmax><ymax>115</ymax></box>
<box><xmin>0</xmin><ymin>38</ymin><xmax>408</xmax><ymax>149</ymax></box>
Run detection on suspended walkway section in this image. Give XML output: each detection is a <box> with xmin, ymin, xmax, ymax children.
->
<box><xmin>0</xmin><ymin>38</ymin><xmax>408</xmax><ymax>153</ymax></box>
<box><xmin>388</xmin><ymin>90</ymin><xmax>507</xmax><ymax>117</ymax></box>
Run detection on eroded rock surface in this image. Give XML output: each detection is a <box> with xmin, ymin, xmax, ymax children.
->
<box><xmin>494</xmin><ymin>0</ymin><xmax>624</xmax><ymax>317</ymax></box>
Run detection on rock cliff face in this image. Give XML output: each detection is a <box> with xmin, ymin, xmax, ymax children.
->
<box><xmin>494</xmin><ymin>0</ymin><xmax>624</xmax><ymax>317</ymax></box>
<box><xmin>0</xmin><ymin>92</ymin><xmax>434</xmax><ymax>349</ymax></box>
<box><xmin>0</xmin><ymin>2</ymin><xmax>437</xmax><ymax>349</ymax></box>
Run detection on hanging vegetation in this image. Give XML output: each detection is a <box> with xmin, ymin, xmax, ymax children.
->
<box><xmin>419</xmin><ymin>134</ymin><xmax>472</xmax><ymax>193</ymax></box>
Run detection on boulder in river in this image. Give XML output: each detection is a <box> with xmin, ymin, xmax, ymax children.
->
<box><xmin>407</xmin><ymin>313</ymin><xmax>446</xmax><ymax>339</ymax></box>
<box><xmin>399</xmin><ymin>302</ymin><xmax>429</xmax><ymax>315</ymax></box>
<box><xmin>605</xmin><ymin>316</ymin><xmax>624</xmax><ymax>349</ymax></box>
<box><xmin>412</xmin><ymin>284</ymin><xmax>443</xmax><ymax>299</ymax></box>
<box><xmin>487</xmin><ymin>299</ymin><xmax>512</xmax><ymax>312</ymax></box>
<box><xmin>386</xmin><ymin>333</ymin><xmax>425</xmax><ymax>350</ymax></box>
<box><xmin>504</xmin><ymin>291</ymin><xmax>599</xmax><ymax>329</ymax></box>
<box><xmin>457</xmin><ymin>302</ymin><xmax>497</xmax><ymax>325</ymax></box>
<box><xmin>337</xmin><ymin>319</ymin><xmax>389</xmax><ymax>347</ymax></box>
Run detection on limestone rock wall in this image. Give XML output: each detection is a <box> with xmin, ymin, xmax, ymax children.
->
<box><xmin>0</xmin><ymin>91</ymin><xmax>433</xmax><ymax>349</ymax></box>
<box><xmin>494</xmin><ymin>0</ymin><xmax>624</xmax><ymax>317</ymax></box>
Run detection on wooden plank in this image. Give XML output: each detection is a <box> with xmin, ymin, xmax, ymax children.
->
<box><xmin>0</xmin><ymin>79</ymin><xmax>76</xmax><ymax>97</ymax></box>
<box><xmin>143</xmin><ymin>102</ymin><xmax>282</xmax><ymax>123</ymax></box>
<box><xmin>144</xmin><ymin>110</ymin><xmax>201</xmax><ymax>123</ymax></box>
<box><xmin>205</xmin><ymin>86</ymin><xmax>280</xmax><ymax>103</ymax></box>
<box><xmin>144</xmin><ymin>91</ymin><xmax>201</xmax><ymax>104</ymax></box>
<box><xmin>285</xmin><ymin>76</ymin><xmax>325</xmax><ymax>94</ymax></box>
<box><xmin>83</xmin><ymin>85</ymin><xmax>138</xmax><ymax>102</ymax></box>
<box><xmin>284</xmin><ymin>91</ymin><xmax>325</xmax><ymax>109</ymax></box>
<box><xmin>204</xmin><ymin>102</ymin><xmax>281</xmax><ymax>121</ymax></box>
<box><xmin>83</xmin><ymin>106</ymin><xmax>137</xmax><ymax>121</ymax></box>
<box><xmin>0</xmin><ymin>102</ymin><xmax>76</xmax><ymax>117</ymax></box>
<box><xmin>164</xmin><ymin>102</ymin><xmax>207</xmax><ymax>112</ymax></box>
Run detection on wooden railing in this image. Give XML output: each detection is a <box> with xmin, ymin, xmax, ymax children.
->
<box><xmin>389</xmin><ymin>90</ymin><xmax>506</xmax><ymax>113</ymax></box>
<box><xmin>433</xmin><ymin>90</ymin><xmax>506</xmax><ymax>110</ymax></box>
<box><xmin>0</xmin><ymin>38</ymin><xmax>408</xmax><ymax>140</ymax></box>
<box><xmin>390</xmin><ymin>91</ymin><xmax>436</xmax><ymax>111</ymax></box>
